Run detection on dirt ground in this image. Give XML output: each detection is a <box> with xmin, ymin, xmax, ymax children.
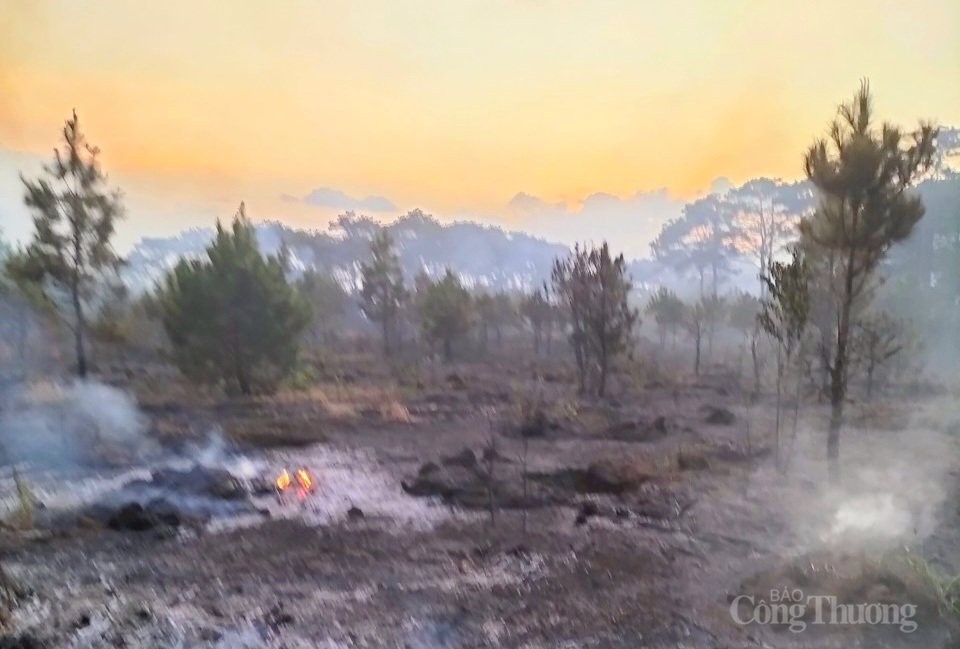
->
<box><xmin>1</xmin><ymin>350</ymin><xmax>959</xmax><ymax>648</ymax></box>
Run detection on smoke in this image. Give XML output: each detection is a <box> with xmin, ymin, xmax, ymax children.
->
<box><xmin>771</xmin><ymin>398</ymin><xmax>958</xmax><ymax>555</ymax></box>
<box><xmin>0</xmin><ymin>379</ymin><xmax>157</xmax><ymax>468</ymax></box>
<box><xmin>829</xmin><ymin>493</ymin><xmax>913</xmax><ymax>539</ymax></box>
<box><xmin>186</xmin><ymin>426</ymin><xmax>263</xmax><ymax>480</ymax></box>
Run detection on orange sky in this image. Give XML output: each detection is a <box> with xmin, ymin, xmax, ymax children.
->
<box><xmin>1</xmin><ymin>0</ymin><xmax>958</xmax><ymax>249</ymax></box>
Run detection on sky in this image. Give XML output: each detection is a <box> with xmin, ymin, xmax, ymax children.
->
<box><xmin>1</xmin><ymin>0</ymin><xmax>959</xmax><ymax>255</ymax></box>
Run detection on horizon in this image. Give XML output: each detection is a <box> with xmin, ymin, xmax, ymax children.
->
<box><xmin>2</xmin><ymin>1</ymin><xmax>959</xmax><ymax>255</ymax></box>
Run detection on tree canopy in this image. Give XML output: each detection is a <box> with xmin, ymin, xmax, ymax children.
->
<box><xmin>553</xmin><ymin>242</ymin><xmax>637</xmax><ymax>396</ymax></box>
<box><xmin>159</xmin><ymin>204</ymin><xmax>310</xmax><ymax>395</ymax></box>
<box><xmin>419</xmin><ymin>269</ymin><xmax>473</xmax><ymax>361</ymax></box>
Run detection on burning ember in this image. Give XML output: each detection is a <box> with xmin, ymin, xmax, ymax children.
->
<box><xmin>275</xmin><ymin>467</ymin><xmax>316</xmax><ymax>500</ymax></box>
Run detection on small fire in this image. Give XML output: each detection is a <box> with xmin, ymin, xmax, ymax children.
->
<box><xmin>296</xmin><ymin>468</ymin><xmax>313</xmax><ymax>492</ymax></box>
<box><xmin>275</xmin><ymin>467</ymin><xmax>315</xmax><ymax>500</ymax></box>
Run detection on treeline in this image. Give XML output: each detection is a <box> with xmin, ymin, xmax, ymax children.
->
<box><xmin>0</xmin><ymin>108</ymin><xmax>639</xmax><ymax>398</ymax></box>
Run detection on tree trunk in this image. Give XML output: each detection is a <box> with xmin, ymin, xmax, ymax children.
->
<box><xmin>866</xmin><ymin>362</ymin><xmax>875</xmax><ymax>401</ymax></box>
<box><xmin>694</xmin><ymin>331</ymin><xmax>701</xmax><ymax>376</ymax></box>
<box><xmin>71</xmin><ymin>277</ymin><xmax>87</xmax><ymax>378</ymax></box>
<box><xmin>827</xmin><ymin>397</ymin><xmax>842</xmax><ymax>482</ymax></box>
<box><xmin>736</xmin><ymin>332</ymin><xmax>748</xmax><ymax>383</ymax></box>
<box><xmin>819</xmin><ymin>344</ymin><xmax>830</xmax><ymax>403</ymax></box>
<box><xmin>597</xmin><ymin>345</ymin><xmax>608</xmax><ymax>398</ymax></box>
<box><xmin>787</xmin><ymin>359</ymin><xmax>803</xmax><ymax>473</ymax></box>
<box><xmin>827</xmin><ymin>327</ymin><xmax>848</xmax><ymax>482</ymax></box>
<box><xmin>751</xmin><ymin>332</ymin><xmax>762</xmax><ymax>397</ymax></box>
<box><xmin>443</xmin><ymin>337</ymin><xmax>452</xmax><ymax>363</ymax></box>
<box><xmin>573</xmin><ymin>332</ymin><xmax>587</xmax><ymax>394</ymax></box>
<box><xmin>827</xmin><ymin>250</ymin><xmax>856</xmax><ymax>482</ymax></box>
<box><xmin>774</xmin><ymin>346</ymin><xmax>783</xmax><ymax>470</ymax></box>
<box><xmin>233</xmin><ymin>348</ymin><xmax>251</xmax><ymax>395</ymax></box>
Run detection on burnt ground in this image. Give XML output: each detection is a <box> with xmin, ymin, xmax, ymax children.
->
<box><xmin>1</xmin><ymin>353</ymin><xmax>960</xmax><ymax>648</ymax></box>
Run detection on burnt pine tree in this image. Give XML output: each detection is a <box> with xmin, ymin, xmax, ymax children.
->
<box><xmin>553</xmin><ymin>243</ymin><xmax>637</xmax><ymax>397</ymax></box>
<box><xmin>475</xmin><ymin>291</ymin><xmax>495</xmax><ymax>351</ymax></box>
<box><xmin>520</xmin><ymin>286</ymin><xmax>552</xmax><ymax>355</ymax></box>
<box><xmin>852</xmin><ymin>311</ymin><xmax>904</xmax><ymax>400</ymax></box>
<box><xmin>17</xmin><ymin>110</ymin><xmax>124</xmax><ymax>377</ymax></box>
<box><xmin>584</xmin><ymin>244</ymin><xmax>638</xmax><ymax>396</ymax></box>
<box><xmin>360</xmin><ymin>229</ymin><xmax>406</xmax><ymax>356</ymax></box>
<box><xmin>552</xmin><ymin>246</ymin><xmax>594</xmax><ymax>392</ymax></box>
<box><xmin>728</xmin><ymin>291</ymin><xmax>762</xmax><ymax>388</ymax></box>
<box><xmin>684</xmin><ymin>300</ymin><xmax>706</xmax><ymax>376</ymax></box>
<box><xmin>758</xmin><ymin>248</ymin><xmax>810</xmax><ymax>470</ymax></box>
<box><xmin>159</xmin><ymin>204</ymin><xmax>310</xmax><ymax>395</ymax></box>
<box><xmin>700</xmin><ymin>293</ymin><xmax>726</xmax><ymax>359</ymax></box>
<box><xmin>419</xmin><ymin>269</ymin><xmax>473</xmax><ymax>361</ymax></box>
<box><xmin>646</xmin><ymin>286</ymin><xmax>685</xmax><ymax>348</ymax></box>
<box><xmin>800</xmin><ymin>81</ymin><xmax>936</xmax><ymax>479</ymax></box>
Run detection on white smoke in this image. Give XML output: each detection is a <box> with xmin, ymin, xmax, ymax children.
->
<box><xmin>0</xmin><ymin>379</ymin><xmax>155</xmax><ymax>467</ymax></box>
<box><xmin>188</xmin><ymin>427</ymin><xmax>264</xmax><ymax>480</ymax></box>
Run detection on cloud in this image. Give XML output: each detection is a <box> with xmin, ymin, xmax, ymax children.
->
<box><xmin>506</xmin><ymin>192</ymin><xmax>565</xmax><ymax>213</ymax></box>
<box><xmin>283</xmin><ymin>186</ymin><xmax>396</xmax><ymax>212</ymax></box>
<box><xmin>708</xmin><ymin>177</ymin><xmax>734</xmax><ymax>195</ymax></box>
<box><xmin>502</xmin><ymin>188</ymin><xmax>685</xmax><ymax>258</ymax></box>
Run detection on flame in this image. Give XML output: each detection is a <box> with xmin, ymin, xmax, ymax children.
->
<box><xmin>275</xmin><ymin>467</ymin><xmax>315</xmax><ymax>500</ymax></box>
<box><xmin>296</xmin><ymin>468</ymin><xmax>313</xmax><ymax>492</ymax></box>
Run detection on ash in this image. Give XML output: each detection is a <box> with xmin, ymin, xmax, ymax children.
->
<box><xmin>0</xmin><ymin>381</ymin><xmax>959</xmax><ymax>649</ymax></box>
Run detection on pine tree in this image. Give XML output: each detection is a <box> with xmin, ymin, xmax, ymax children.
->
<box><xmin>491</xmin><ymin>291</ymin><xmax>518</xmax><ymax>346</ymax></box>
<box><xmin>553</xmin><ymin>242</ymin><xmax>637</xmax><ymax>397</ymax></box>
<box><xmin>159</xmin><ymin>204</ymin><xmax>310</xmax><ymax>395</ymax></box>
<box><xmin>727</xmin><ymin>291</ymin><xmax>763</xmax><ymax>390</ymax></box>
<box><xmin>646</xmin><ymin>287</ymin><xmax>685</xmax><ymax>347</ymax></box>
<box><xmin>758</xmin><ymin>248</ymin><xmax>810</xmax><ymax>469</ymax></box>
<box><xmin>800</xmin><ymin>82</ymin><xmax>937</xmax><ymax>479</ymax></box>
<box><xmin>16</xmin><ymin>111</ymin><xmax>124</xmax><ymax>377</ymax></box>
<box><xmin>360</xmin><ymin>229</ymin><xmax>406</xmax><ymax>356</ymax></box>
<box><xmin>419</xmin><ymin>269</ymin><xmax>472</xmax><ymax>361</ymax></box>
<box><xmin>520</xmin><ymin>286</ymin><xmax>553</xmax><ymax>355</ymax></box>
<box><xmin>684</xmin><ymin>300</ymin><xmax>706</xmax><ymax>376</ymax></box>
<box><xmin>475</xmin><ymin>291</ymin><xmax>495</xmax><ymax>352</ymax></box>
<box><xmin>700</xmin><ymin>293</ymin><xmax>727</xmax><ymax>359</ymax></box>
